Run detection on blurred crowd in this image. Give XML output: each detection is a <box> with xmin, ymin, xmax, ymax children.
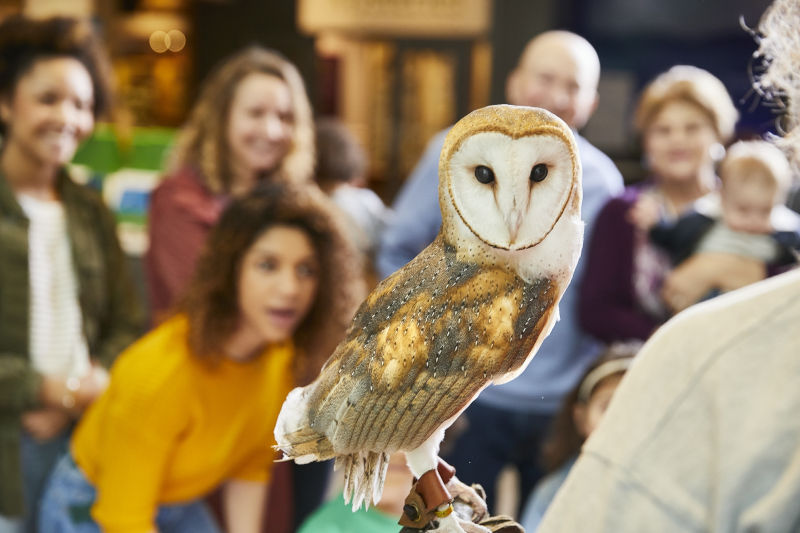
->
<box><xmin>0</xmin><ymin>2</ymin><xmax>798</xmax><ymax>532</ymax></box>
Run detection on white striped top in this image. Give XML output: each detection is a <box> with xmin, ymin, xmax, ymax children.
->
<box><xmin>18</xmin><ymin>194</ymin><xmax>91</xmax><ymax>379</ymax></box>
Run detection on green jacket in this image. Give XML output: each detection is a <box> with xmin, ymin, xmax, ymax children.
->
<box><xmin>0</xmin><ymin>168</ymin><xmax>145</xmax><ymax>516</ymax></box>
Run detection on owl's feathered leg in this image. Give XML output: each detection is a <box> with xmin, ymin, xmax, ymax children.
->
<box><xmin>399</xmin><ymin>431</ymin><xmax>491</xmax><ymax>533</ymax></box>
<box><xmin>398</xmin><ymin>464</ymin><xmax>492</xmax><ymax>533</ymax></box>
<box><xmin>400</xmin><ymin>430</ymin><xmax>455</xmax><ymax>529</ymax></box>
<box><xmin>405</xmin><ymin>427</ymin><xmax>446</xmax><ymax>478</ymax></box>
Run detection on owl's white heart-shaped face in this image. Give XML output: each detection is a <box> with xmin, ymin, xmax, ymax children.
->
<box><xmin>445</xmin><ymin>131</ymin><xmax>577</xmax><ymax>250</ymax></box>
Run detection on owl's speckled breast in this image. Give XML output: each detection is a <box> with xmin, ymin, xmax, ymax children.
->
<box><xmin>310</xmin><ymin>235</ymin><xmax>558</xmax><ymax>453</ymax></box>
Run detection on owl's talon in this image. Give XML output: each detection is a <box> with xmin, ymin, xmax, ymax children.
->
<box><xmin>447</xmin><ymin>477</ymin><xmax>489</xmax><ymax>523</ymax></box>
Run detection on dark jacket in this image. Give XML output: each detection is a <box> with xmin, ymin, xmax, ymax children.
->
<box><xmin>650</xmin><ymin>211</ymin><xmax>800</xmax><ymax>267</ymax></box>
<box><xmin>0</xmin><ymin>168</ymin><xmax>145</xmax><ymax>515</ymax></box>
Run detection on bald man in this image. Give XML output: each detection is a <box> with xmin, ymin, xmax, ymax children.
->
<box><xmin>506</xmin><ymin>30</ymin><xmax>600</xmax><ymax>132</ymax></box>
<box><xmin>376</xmin><ymin>30</ymin><xmax>623</xmax><ymax>515</ymax></box>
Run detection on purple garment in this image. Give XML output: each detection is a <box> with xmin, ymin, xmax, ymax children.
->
<box><xmin>579</xmin><ymin>185</ymin><xmax>669</xmax><ymax>343</ymax></box>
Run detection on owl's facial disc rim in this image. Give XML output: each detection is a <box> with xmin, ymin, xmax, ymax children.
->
<box><xmin>447</xmin><ymin>175</ymin><xmax>576</xmax><ymax>251</ymax></box>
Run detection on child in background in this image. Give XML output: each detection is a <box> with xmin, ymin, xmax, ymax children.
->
<box><xmin>0</xmin><ymin>15</ymin><xmax>144</xmax><ymax>531</ymax></box>
<box><xmin>314</xmin><ymin>118</ymin><xmax>392</xmax><ymax>269</ymax></box>
<box><xmin>520</xmin><ymin>342</ymin><xmax>641</xmax><ymax>532</ymax></box>
<box><xmin>39</xmin><ymin>183</ymin><xmax>363</xmax><ymax>533</ymax></box>
<box><xmin>630</xmin><ymin>140</ymin><xmax>800</xmax><ymax>313</ymax></box>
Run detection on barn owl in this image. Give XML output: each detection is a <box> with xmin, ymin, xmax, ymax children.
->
<box><xmin>275</xmin><ymin>105</ymin><xmax>582</xmax><ymax>532</ymax></box>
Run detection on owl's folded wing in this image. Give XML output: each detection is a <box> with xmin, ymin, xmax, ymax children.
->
<box><xmin>307</xmin><ymin>236</ymin><xmax>557</xmax><ymax>455</ymax></box>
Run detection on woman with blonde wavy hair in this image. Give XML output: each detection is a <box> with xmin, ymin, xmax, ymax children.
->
<box><xmin>146</xmin><ymin>45</ymin><xmax>315</xmax><ymax>321</ymax></box>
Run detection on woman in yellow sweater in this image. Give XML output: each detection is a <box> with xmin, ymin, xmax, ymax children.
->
<box><xmin>38</xmin><ymin>182</ymin><xmax>363</xmax><ymax>533</ymax></box>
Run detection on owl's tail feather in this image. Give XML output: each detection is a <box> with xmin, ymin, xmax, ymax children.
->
<box><xmin>338</xmin><ymin>451</ymin><xmax>390</xmax><ymax>511</ymax></box>
<box><xmin>274</xmin><ymin>387</ymin><xmax>335</xmax><ymax>463</ymax></box>
<box><xmin>276</xmin><ymin>427</ymin><xmax>335</xmax><ymax>463</ymax></box>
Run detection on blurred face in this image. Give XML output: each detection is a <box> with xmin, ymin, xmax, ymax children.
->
<box><xmin>226</xmin><ymin>73</ymin><xmax>294</xmax><ymax>185</ymax></box>
<box><xmin>721</xmin><ymin>179</ymin><xmax>776</xmax><ymax>234</ymax></box>
<box><xmin>506</xmin><ymin>36</ymin><xmax>599</xmax><ymax>129</ymax></box>
<box><xmin>574</xmin><ymin>374</ymin><xmax>623</xmax><ymax>438</ymax></box>
<box><xmin>231</xmin><ymin>225</ymin><xmax>320</xmax><ymax>358</ymax></box>
<box><xmin>643</xmin><ymin>100</ymin><xmax>719</xmax><ymax>185</ymax></box>
<box><xmin>0</xmin><ymin>57</ymin><xmax>94</xmax><ymax>169</ymax></box>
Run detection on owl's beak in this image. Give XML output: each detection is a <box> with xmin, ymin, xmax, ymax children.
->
<box><xmin>506</xmin><ymin>209</ymin><xmax>523</xmax><ymax>244</ymax></box>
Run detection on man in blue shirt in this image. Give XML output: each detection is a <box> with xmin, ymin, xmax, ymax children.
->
<box><xmin>376</xmin><ymin>30</ymin><xmax>624</xmax><ymax>515</ymax></box>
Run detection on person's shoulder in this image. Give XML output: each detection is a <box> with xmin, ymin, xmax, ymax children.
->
<box><xmin>335</xmin><ymin>184</ymin><xmax>385</xmax><ymax>208</ymax></box>
<box><xmin>607</xmin><ymin>269</ymin><xmax>800</xmax><ymax>439</ymax></box>
<box><xmin>574</xmin><ymin>134</ymin><xmax>616</xmax><ymax>167</ymax></box>
<box><xmin>149</xmin><ymin>166</ymin><xmax>221</xmax><ymax>223</ymax></box>
<box><xmin>151</xmin><ymin>166</ymin><xmax>206</xmax><ymax>197</ymax></box>
<box><xmin>575</xmin><ymin>134</ymin><xmax>624</xmax><ymax>188</ymax></box>
<box><xmin>574</xmin><ymin>134</ymin><xmax>605</xmax><ymax>156</ymax></box>
<box><xmin>60</xmin><ymin>170</ymin><xmax>106</xmax><ymax>209</ymax></box>
<box><xmin>411</xmin><ymin>127</ymin><xmax>451</xmax><ymax>173</ymax></box>
<box><xmin>771</xmin><ymin>204</ymin><xmax>800</xmax><ymax>232</ymax></box>
<box><xmin>429</xmin><ymin>127</ymin><xmax>451</xmax><ymax>146</ymax></box>
<box><xmin>117</xmin><ymin>315</ymin><xmax>190</xmax><ymax>359</ymax></box>
<box><xmin>110</xmin><ymin>315</ymin><xmax>193</xmax><ymax>392</ymax></box>
<box><xmin>692</xmin><ymin>192</ymin><xmax>722</xmax><ymax>220</ymax></box>
<box><xmin>582</xmin><ymin>270</ymin><xmax>800</xmax><ymax>461</ymax></box>
<box><xmin>598</xmin><ymin>184</ymin><xmax>643</xmax><ymax>215</ymax></box>
<box><xmin>59</xmin><ymin>171</ymin><xmax>118</xmax><ymax>228</ymax></box>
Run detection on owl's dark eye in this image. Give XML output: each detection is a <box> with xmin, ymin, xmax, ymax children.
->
<box><xmin>474</xmin><ymin>165</ymin><xmax>495</xmax><ymax>184</ymax></box>
<box><xmin>530</xmin><ymin>164</ymin><xmax>548</xmax><ymax>183</ymax></box>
